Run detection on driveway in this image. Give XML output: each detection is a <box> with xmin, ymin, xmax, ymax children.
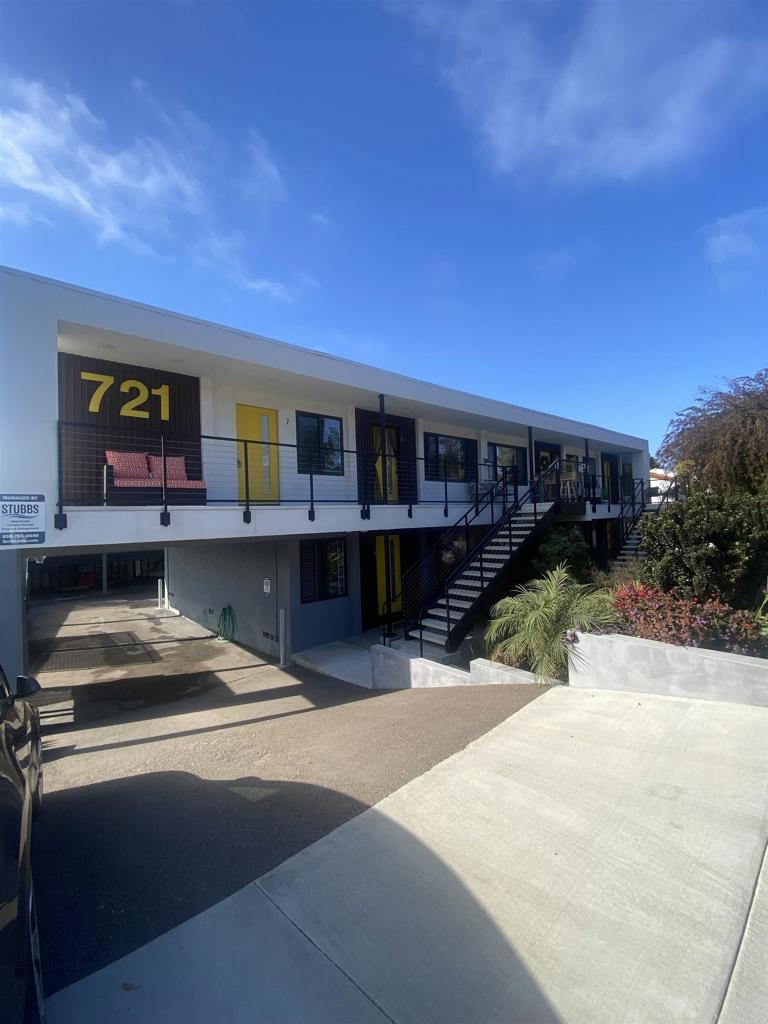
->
<box><xmin>30</xmin><ymin>593</ymin><xmax>547</xmax><ymax>997</ymax></box>
<box><xmin>45</xmin><ymin>687</ymin><xmax>768</xmax><ymax>1024</ymax></box>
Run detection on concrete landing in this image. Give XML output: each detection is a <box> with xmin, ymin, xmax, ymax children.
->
<box><xmin>47</xmin><ymin>687</ymin><xmax>768</xmax><ymax>1023</ymax></box>
<box><xmin>293</xmin><ymin>630</ymin><xmax>448</xmax><ymax>688</ymax></box>
<box><xmin>293</xmin><ymin>638</ymin><xmax>374</xmax><ymax>686</ymax></box>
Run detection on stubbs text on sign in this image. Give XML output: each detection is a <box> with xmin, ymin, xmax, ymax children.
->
<box><xmin>1</xmin><ymin>494</ymin><xmax>46</xmax><ymax>545</ymax></box>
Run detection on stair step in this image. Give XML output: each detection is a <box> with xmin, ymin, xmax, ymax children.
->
<box><xmin>421</xmin><ymin>617</ymin><xmax>449</xmax><ymax>633</ymax></box>
<box><xmin>437</xmin><ymin>596</ymin><xmax>473</xmax><ymax>610</ymax></box>
<box><xmin>415</xmin><ymin>629</ymin><xmax>448</xmax><ymax>648</ymax></box>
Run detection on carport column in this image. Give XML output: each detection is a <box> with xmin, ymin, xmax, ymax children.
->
<box><xmin>0</xmin><ymin>549</ymin><xmax>28</xmax><ymax>685</ymax></box>
<box><xmin>101</xmin><ymin>552</ymin><xmax>108</xmax><ymax>594</ymax></box>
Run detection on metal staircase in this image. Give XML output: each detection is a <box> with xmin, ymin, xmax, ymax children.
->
<box><xmin>394</xmin><ymin>459</ymin><xmax>562</xmax><ymax>654</ymax></box>
<box><xmin>616</xmin><ymin>477</ymin><xmax>682</xmax><ymax>563</ymax></box>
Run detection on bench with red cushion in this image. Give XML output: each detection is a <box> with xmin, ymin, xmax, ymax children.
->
<box><xmin>103</xmin><ymin>451</ymin><xmax>207</xmax><ymax>505</ymax></box>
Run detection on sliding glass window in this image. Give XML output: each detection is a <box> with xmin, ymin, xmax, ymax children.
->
<box><xmin>297</xmin><ymin>412</ymin><xmax>344</xmax><ymax>475</ymax></box>
<box><xmin>424</xmin><ymin>433</ymin><xmax>478</xmax><ymax>482</ymax></box>
<box><xmin>487</xmin><ymin>443</ymin><xmax>528</xmax><ymax>485</ymax></box>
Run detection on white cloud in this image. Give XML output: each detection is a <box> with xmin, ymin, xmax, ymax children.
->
<box><xmin>0</xmin><ymin>200</ymin><xmax>48</xmax><ymax>226</ymax></box>
<box><xmin>393</xmin><ymin>0</ymin><xmax>768</xmax><ymax>183</ymax></box>
<box><xmin>704</xmin><ymin>206</ymin><xmax>768</xmax><ymax>287</ymax></box>
<box><xmin>0</xmin><ymin>74</ymin><xmax>300</xmax><ymax>298</ymax></box>
<box><xmin>528</xmin><ymin>244</ymin><xmax>576</xmax><ymax>278</ymax></box>
<box><xmin>246</xmin><ymin>130</ymin><xmax>287</xmax><ymax>206</ymax></box>
<box><xmin>310</xmin><ymin>210</ymin><xmax>332</xmax><ymax>228</ymax></box>
<box><xmin>193</xmin><ymin>228</ymin><xmax>303</xmax><ymax>303</ymax></box>
<box><xmin>705</xmin><ymin>206</ymin><xmax>768</xmax><ymax>264</ymax></box>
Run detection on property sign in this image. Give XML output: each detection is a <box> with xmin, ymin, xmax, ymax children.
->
<box><xmin>0</xmin><ymin>494</ymin><xmax>45</xmax><ymax>545</ymax></box>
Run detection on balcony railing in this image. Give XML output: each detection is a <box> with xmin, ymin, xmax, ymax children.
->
<box><xmin>54</xmin><ymin>421</ymin><xmax>634</xmax><ymax>528</ymax></box>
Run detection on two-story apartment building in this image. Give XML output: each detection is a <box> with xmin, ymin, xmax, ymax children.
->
<box><xmin>0</xmin><ymin>267</ymin><xmax>650</xmax><ymax>681</ymax></box>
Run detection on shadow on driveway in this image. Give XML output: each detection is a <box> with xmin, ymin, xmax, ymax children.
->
<box><xmin>35</xmin><ymin>771</ymin><xmax>371</xmax><ymax>995</ymax></box>
<box><xmin>38</xmin><ymin>772</ymin><xmax>561</xmax><ymax>1024</ymax></box>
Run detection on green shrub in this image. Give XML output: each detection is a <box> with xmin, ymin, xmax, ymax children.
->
<box><xmin>590</xmin><ymin>560</ymin><xmax>643</xmax><ymax>590</ymax></box>
<box><xmin>530</xmin><ymin>526</ymin><xmax>592</xmax><ymax>582</ymax></box>
<box><xmin>640</xmin><ymin>494</ymin><xmax>768</xmax><ymax>607</ymax></box>
<box><xmin>485</xmin><ymin>564</ymin><xmax>615</xmax><ymax>681</ymax></box>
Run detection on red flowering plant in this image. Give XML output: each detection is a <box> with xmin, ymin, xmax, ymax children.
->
<box><xmin>612</xmin><ymin>582</ymin><xmax>764</xmax><ymax>657</ymax></box>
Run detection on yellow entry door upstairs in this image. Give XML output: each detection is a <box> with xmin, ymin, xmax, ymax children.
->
<box><xmin>236</xmin><ymin>404</ymin><xmax>279</xmax><ymax>502</ymax></box>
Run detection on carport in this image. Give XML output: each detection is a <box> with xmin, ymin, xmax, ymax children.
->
<box><xmin>27</xmin><ymin>587</ymin><xmax>270</xmax><ymax>727</ymax></box>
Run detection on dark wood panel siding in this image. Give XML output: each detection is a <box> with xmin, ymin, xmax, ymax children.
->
<box><xmin>354</xmin><ymin>407</ymin><xmax>417</xmax><ymax>504</ymax></box>
<box><xmin>58</xmin><ymin>352</ymin><xmax>202</xmax><ymax>504</ymax></box>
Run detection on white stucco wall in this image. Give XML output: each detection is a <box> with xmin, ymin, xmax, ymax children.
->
<box><xmin>0</xmin><ymin>266</ymin><xmax>650</xmax><ymax>555</ymax></box>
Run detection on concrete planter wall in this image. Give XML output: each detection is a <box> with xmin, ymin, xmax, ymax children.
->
<box><xmin>371</xmin><ymin>644</ymin><xmax>473</xmax><ymax>689</ymax></box>
<box><xmin>469</xmin><ymin>659</ymin><xmax>558</xmax><ymax>687</ymax></box>
<box><xmin>370</xmin><ymin>647</ymin><xmax>559</xmax><ymax>690</ymax></box>
<box><xmin>569</xmin><ymin>631</ymin><xmax>768</xmax><ymax>708</ymax></box>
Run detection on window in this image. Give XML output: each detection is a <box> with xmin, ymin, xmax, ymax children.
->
<box><xmin>297</xmin><ymin>412</ymin><xmax>344</xmax><ymax>475</ymax></box>
<box><xmin>487</xmin><ymin>443</ymin><xmax>528</xmax><ymax>486</ymax></box>
<box><xmin>300</xmin><ymin>538</ymin><xmax>348</xmax><ymax>603</ymax></box>
<box><xmin>424</xmin><ymin>433</ymin><xmax>478</xmax><ymax>482</ymax></box>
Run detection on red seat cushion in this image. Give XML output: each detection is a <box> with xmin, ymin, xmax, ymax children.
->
<box><xmin>148</xmin><ymin>455</ymin><xmax>189</xmax><ymax>481</ymax></box>
<box><xmin>106</xmin><ymin>450</ymin><xmax>149</xmax><ymax>480</ymax></box>
<box><xmin>112</xmin><ymin>478</ymin><xmax>160</xmax><ymax>488</ymax></box>
<box><xmin>166</xmin><ymin>478</ymin><xmax>206</xmax><ymax>489</ymax></box>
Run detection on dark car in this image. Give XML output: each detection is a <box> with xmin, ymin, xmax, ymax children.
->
<box><xmin>0</xmin><ymin>665</ymin><xmax>44</xmax><ymax>1023</ymax></box>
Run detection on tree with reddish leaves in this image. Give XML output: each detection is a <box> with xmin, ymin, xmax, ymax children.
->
<box><xmin>658</xmin><ymin>369</ymin><xmax>768</xmax><ymax>496</ymax></box>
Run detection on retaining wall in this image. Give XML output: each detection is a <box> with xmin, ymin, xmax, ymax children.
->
<box><xmin>569</xmin><ymin>631</ymin><xmax>768</xmax><ymax>708</ymax></box>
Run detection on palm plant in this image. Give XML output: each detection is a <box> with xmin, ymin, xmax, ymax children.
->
<box><xmin>485</xmin><ymin>563</ymin><xmax>615</xmax><ymax>682</ymax></box>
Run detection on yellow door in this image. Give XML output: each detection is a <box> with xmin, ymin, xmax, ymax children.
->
<box><xmin>236</xmin><ymin>404</ymin><xmax>279</xmax><ymax>502</ymax></box>
<box><xmin>602</xmin><ymin>458</ymin><xmax>612</xmax><ymax>501</ymax></box>
<box><xmin>372</xmin><ymin>425</ymin><xmax>399</xmax><ymax>503</ymax></box>
<box><xmin>375</xmin><ymin>535</ymin><xmax>402</xmax><ymax>615</ymax></box>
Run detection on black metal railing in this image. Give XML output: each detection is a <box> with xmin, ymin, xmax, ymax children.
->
<box><xmin>616</xmin><ymin>478</ymin><xmax>646</xmax><ymax>547</ymax></box>
<box><xmin>389</xmin><ymin>458</ymin><xmax>563</xmax><ymax>650</ymax></box>
<box><xmin>55</xmin><ymin>419</ymin><xmax>643</xmax><ymax>535</ymax></box>
<box><xmin>56</xmin><ymin>420</ymin><xmax>509</xmax><ymax>525</ymax></box>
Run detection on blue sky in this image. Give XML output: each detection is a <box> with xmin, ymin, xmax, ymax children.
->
<box><xmin>1</xmin><ymin>0</ymin><xmax>766</xmax><ymax>451</ymax></box>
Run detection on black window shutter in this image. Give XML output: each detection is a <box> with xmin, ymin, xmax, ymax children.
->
<box><xmin>300</xmin><ymin>540</ymin><xmax>318</xmax><ymax>602</ymax></box>
<box><xmin>465</xmin><ymin>438</ymin><xmax>478</xmax><ymax>481</ymax></box>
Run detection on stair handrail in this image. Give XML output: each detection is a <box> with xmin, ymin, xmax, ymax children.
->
<box><xmin>393</xmin><ymin>467</ymin><xmax>512</xmax><ymax>617</ymax></box>
<box><xmin>617</xmin><ymin>478</ymin><xmax>646</xmax><ymax>547</ymax></box>
<box><xmin>396</xmin><ymin>457</ymin><xmax>562</xmax><ymax>636</ymax></box>
<box><xmin>617</xmin><ymin>473</ymin><xmax>686</xmax><ymax>556</ymax></box>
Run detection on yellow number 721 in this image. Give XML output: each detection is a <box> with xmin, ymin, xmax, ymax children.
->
<box><xmin>80</xmin><ymin>371</ymin><xmax>114</xmax><ymax>412</ymax></box>
<box><xmin>80</xmin><ymin>372</ymin><xmax>170</xmax><ymax>421</ymax></box>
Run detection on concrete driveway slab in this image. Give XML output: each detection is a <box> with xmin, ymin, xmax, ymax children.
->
<box><xmin>33</xmin><ymin>591</ymin><xmax>546</xmax><ymax>996</ymax></box>
<box><xmin>258</xmin><ymin>687</ymin><xmax>768</xmax><ymax>1023</ymax></box>
<box><xmin>719</xmin><ymin>845</ymin><xmax>768</xmax><ymax>1024</ymax></box>
<box><xmin>43</xmin><ymin>687</ymin><xmax>768</xmax><ymax>1023</ymax></box>
<box><xmin>46</xmin><ymin>885</ymin><xmax>389</xmax><ymax>1024</ymax></box>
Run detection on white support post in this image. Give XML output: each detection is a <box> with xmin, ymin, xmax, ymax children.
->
<box><xmin>279</xmin><ymin>607</ymin><xmax>287</xmax><ymax>666</ymax></box>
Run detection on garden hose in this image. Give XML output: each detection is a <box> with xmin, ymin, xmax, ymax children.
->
<box><xmin>216</xmin><ymin>604</ymin><xmax>237</xmax><ymax>642</ymax></box>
